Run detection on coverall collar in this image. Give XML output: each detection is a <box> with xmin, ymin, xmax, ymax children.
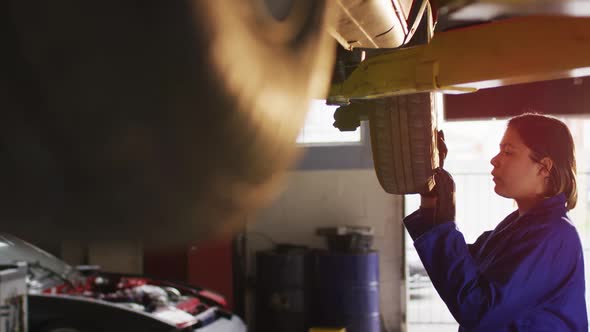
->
<box><xmin>520</xmin><ymin>193</ymin><xmax>567</xmax><ymax>217</ymax></box>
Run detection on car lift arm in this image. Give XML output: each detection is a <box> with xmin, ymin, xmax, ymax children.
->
<box><xmin>328</xmin><ymin>16</ymin><xmax>590</xmax><ymax>104</ymax></box>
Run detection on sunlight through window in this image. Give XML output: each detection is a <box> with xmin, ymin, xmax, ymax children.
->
<box><xmin>296</xmin><ymin>100</ymin><xmax>361</xmax><ymax>145</ymax></box>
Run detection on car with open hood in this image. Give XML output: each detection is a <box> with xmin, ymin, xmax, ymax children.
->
<box><xmin>0</xmin><ymin>233</ymin><xmax>245</xmax><ymax>332</ymax></box>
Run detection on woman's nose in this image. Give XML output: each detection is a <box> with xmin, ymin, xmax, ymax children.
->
<box><xmin>490</xmin><ymin>153</ymin><xmax>500</xmax><ymax>167</ymax></box>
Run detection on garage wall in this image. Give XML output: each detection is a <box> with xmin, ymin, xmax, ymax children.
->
<box><xmin>60</xmin><ymin>240</ymin><xmax>143</xmax><ymax>275</ymax></box>
<box><xmin>87</xmin><ymin>241</ymin><xmax>143</xmax><ymax>274</ymax></box>
<box><xmin>245</xmin><ymin>168</ymin><xmax>405</xmax><ymax>332</ymax></box>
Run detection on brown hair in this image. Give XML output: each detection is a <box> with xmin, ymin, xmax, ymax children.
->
<box><xmin>508</xmin><ymin>113</ymin><xmax>577</xmax><ymax>210</ymax></box>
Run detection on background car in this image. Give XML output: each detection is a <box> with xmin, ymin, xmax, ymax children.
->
<box><xmin>0</xmin><ymin>233</ymin><xmax>245</xmax><ymax>332</ymax></box>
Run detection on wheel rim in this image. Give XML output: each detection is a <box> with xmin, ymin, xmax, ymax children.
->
<box><xmin>263</xmin><ymin>0</ymin><xmax>296</xmax><ymax>21</ymax></box>
<box><xmin>254</xmin><ymin>0</ymin><xmax>317</xmax><ymax>44</ymax></box>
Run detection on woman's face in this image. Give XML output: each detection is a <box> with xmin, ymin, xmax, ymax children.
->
<box><xmin>490</xmin><ymin>127</ymin><xmax>546</xmax><ymax>200</ymax></box>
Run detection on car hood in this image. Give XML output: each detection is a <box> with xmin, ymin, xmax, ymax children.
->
<box><xmin>0</xmin><ymin>233</ymin><xmax>74</xmax><ymax>280</ymax></box>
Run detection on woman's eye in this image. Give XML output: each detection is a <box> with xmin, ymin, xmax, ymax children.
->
<box><xmin>503</xmin><ymin>151</ymin><xmax>512</xmax><ymax>156</ymax></box>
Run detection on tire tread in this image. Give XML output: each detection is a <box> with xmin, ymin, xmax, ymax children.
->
<box><xmin>369</xmin><ymin>93</ymin><xmax>437</xmax><ymax>194</ymax></box>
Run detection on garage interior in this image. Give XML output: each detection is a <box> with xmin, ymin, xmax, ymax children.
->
<box><xmin>3</xmin><ymin>0</ymin><xmax>590</xmax><ymax>331</ymax></box>
<box><xmin>52</xmin><ymin>76</ymin><xmax>589</xmax><ymax>332</ymax></box>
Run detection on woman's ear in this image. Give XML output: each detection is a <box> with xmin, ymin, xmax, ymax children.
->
<box><xmin>538</xmin><ymin>157</ymin><xmax>553</xmax><ymax>177</ymax></box>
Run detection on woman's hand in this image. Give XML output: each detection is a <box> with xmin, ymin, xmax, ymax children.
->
<box><xmin>434</xmin><ymin>168</ymin><xmax>456</xmax><ymax>223</ymax></box>
<box><xmin>437</xmin><ymin>130</ymin><xmax>448</xmax><ymax>168</ymax></box>
<box><xmin>420</xmin><ymin>130</ymin><xmax>456</xmax><ymax>222</ymax></box>
<box><xmin>420</xmin><ymin>130</ymin><xmax>447</xmax><ymax>198</ymax></box>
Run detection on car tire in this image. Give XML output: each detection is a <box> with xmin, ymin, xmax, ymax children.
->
<box><xmin>369</xmin><ymin>93</ymin><xmax>439</xmax><ymax>194</ymax></box>
<box><xmin>6</xmin><ymin>1</ymin><xmax>335</xmax><ymax>244</ymax></box>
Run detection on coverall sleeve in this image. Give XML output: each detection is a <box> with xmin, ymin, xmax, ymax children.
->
<box><xmin>404</xmin><ymin>213</ymin><xmax>581</xmax><ymax>330</ymax></box>
<box><xmin>403</xmin><ymin>208</ymin><xmax>436</xmax><ymax>240</ymax></box>
<box><xmin>467</xmin><ymin>231</ymin><xmax>493</xmax><ymax>257</ymax></box>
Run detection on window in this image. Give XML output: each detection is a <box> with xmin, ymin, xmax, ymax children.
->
<box><xmin>296</xmin><ymin>100</ymin><xmax>361</xmax><ymax>145</ymax></box>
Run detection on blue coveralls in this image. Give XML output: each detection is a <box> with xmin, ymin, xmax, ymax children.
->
<box><xmin>404</xmin><ymin>193</ymin><xmax>588</xmax><ymax>331</ymax></box>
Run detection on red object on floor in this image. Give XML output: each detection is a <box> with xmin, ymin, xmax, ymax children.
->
<box><xmin>143</xmin><ymin>248</ymin><xmax>188</xmax><ymax>283</ymax></box>
<box><xmin>187</xmin><ymin>237</ymin><xmax>233</xmax><ymax>309</ymax></box>
<box><xmin>143</xmin><ymin>236</ymin><xmax>234</xmax><ymax>310</ymax></box>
